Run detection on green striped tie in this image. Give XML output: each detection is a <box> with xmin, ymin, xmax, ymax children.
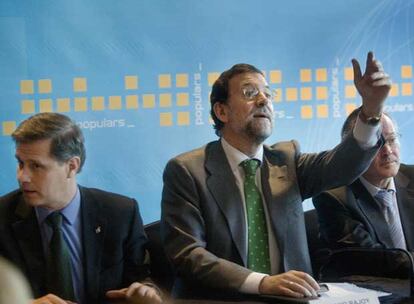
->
<box><xmin>241</xmin><ymin>159</ymin><xmax>271</xmax><ymax>274</ymax></box>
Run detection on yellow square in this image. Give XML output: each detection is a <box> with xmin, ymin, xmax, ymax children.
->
<box><xmin>143</xmin><ymin>94</ymin><xmax>155</xmax><ymax>108</ymax></box>
<box><xmin>126</xmin><ymin>95</ymin><xmax>139</xmax><ymax>109</ymax></box>
<box><xmin>402</xmin><ymin>83</ymin><xmax>412</xmax><ymax>96</ymax></box>
<box><xmin>2</xmin><ymin>121</ymin><xmax>16</xmax><ymax>136</ymax></box>
<box><xmin>176</xmin><ymin>93</ymin><xmax>189</xmax><ymax>106</ymax></box>
<box><xmin>74</xmin><ymin>97</ymin><xmax>88</xmax><ymax>111</ymax></box>
<box><xmin>73</xmin><ymin>78</ymin><xmax>87</xmax><ymax>92</ymax></box>
<box><xmin>317</xmin><ymin>104</ymin><xmax>328</xmax><ymax>118</ymax></box>
<box><xmin>401</xmin><ymin>66</ymin><xmax>412</xmax><ymax>79</ymax></box>
<box><xmin>273</xmin><ymin>88</ymin><xmax>282</xmax><ymax>103</ymax></box>
<box><xmin>269</xmin><ymin>70</ymin><xmax>282</xmax><ymax>84</ymax></box>
<box><xmin>345</xmin><ymin>85</ymin><xmax>357</xmax><ymax>98</ymax></box>
<box><xmin>91</xmin><ymin>96</ymin><xmax>105</xmax><ymax>111</ymax></box>
<box><xmin>316</xmin><ymin>86</ymin><xmax>328</xmax><ymax>100</ymax></box>
<box><xmin>177</xmin><ymin>112</ymin><xmax>190</xmax><ymax>126</ymax></box>
<box><xmin>344</xmin><ymin>67</ymin><xmax>354</xmax><ymax>81</ymax></box>
<box><xmin>39</xmin><ymin>99</ymin><xmax>53</xmax><ymax>112</ymax></box>
<box><xmin>208</xmin><ymin>73</ymin><xmax>220</xmax><ymax>86</ymax></box>
<box><xmin>160</xmin><ymin>112</ymin><xmax>173</xmax><ymax>126</ymax></box>
<box><xmin>21</xmin><ymin>100</ymin><xmax>35</xmax><ymax>114</ymax></box>
<box><xmin>38</xmin><ymin>79</ymin><xmax>52</xmax><ymax>93</ymax></box>
<box><xmin>316</xmin><ymin>69</ymin><xmax>327</xmax><ymax>82</ymax></box>
<box><xmin>389</xmin><ymin>83</ymin><xmax>399</xmax><ymax>97</ymax></box>
<box><xmin>345</xmin><ymin>103</ymin><xmax>357</xmax><ymax>115</ymax></box>
<box><xmin>301</xmin><ymin>106</ymin><xmax>313</xmax><ymax>119</ymax></box>
<box><xmin>20</xmin><ymin>80</ymin><xmax>34</xmax><ymax>94</ymax></box>
<box><xmin>300</xmin><ymin>69</ymin><xmax>312</xmax><ymax>82</ymax></box>
<box><xmin>158</xmin><ymin>74</ymin><xmax>171</xmax><ymax>88</ymax></box>
<box><xmin>57</xmin><ymin>98</ymin><xmax>71</xmax><ymax>112</ymax></box>
<box><xmin>109</xmin><ymin>96</ymin><xmax>122</xmax><ymax>110</ymax></box>
<box><xmin>176</xmin><ymin>74</ymin><xmax>189</xmax><ymax>88</ymax></box>
<box><xmin>125</xmin><ymin>75</ymin><xmax>138</xmax><ymax>90</ymax></box>
<box><xmin>300</xmin><ymin>87</ymin><xmax>312</xmax><ymax>101</ymax></box>
<box><xmin>286</xmin><ymin>88</ymin><xmax>298</xmax><ymax>101</ymax></box>
<box><xmin>159</xmin><ymin>94</ymin><xmax>172</xmax><ymax>107</ymax></box>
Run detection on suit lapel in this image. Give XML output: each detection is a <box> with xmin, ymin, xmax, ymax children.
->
<box><xmin>261</xmin><ymin>150</ymin><xmax>289</xmax><ymax>260</ymax></box>
<box><xmin>12</xmin><ymin>196</ymin><xmax>47</xmax><ymax>295</ymax></box>
<box><xmin>351</xmin><ymin>180</ymin><xmax>394</xmax><ymax>247</ymax></box>
<box><xmin>79</xmin><ymin>187</ymin><xmax>107</xmax><ymax>298</ymax></box>
<box><xmin>205</xmin><ymin>141</ymin><xmax>247</xmax><ymax>266</ymax></box>
<box><xmin>394</xmin><ymin>170</ymin><xmax>414</xmax><ymax>250</ymax></box>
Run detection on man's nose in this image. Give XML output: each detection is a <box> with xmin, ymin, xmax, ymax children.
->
<box><xmin>17</xmin><ymin>166</ymin><xmax>30</xmax><ymax>183</ymax></box>
<box><xmin>256</xmin><ymin>91</ymin><xmax>271</xmax><ymax>106</ymax></box>
<box><xmin>381</xmin><ymin>142</ymin><xmax>393</xmax><ymax>155</ymax></box>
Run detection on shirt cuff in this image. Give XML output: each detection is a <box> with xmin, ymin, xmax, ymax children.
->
<box><xmin>239</xmin><ymin>272</ymin><xmax>268</xmax><ymax>294</ymax></box>
<box><xmin>353</xmin><ymin>115</ymin><xmax>382</xmax><ymax>150</ymax></box>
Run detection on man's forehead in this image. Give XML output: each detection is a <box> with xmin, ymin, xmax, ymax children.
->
<box><xmin>381</xmin><ymin>115</ymin><xmax>397</xmax><ymax>135</ymax></box>
<box><xmin>231</xmin><ymin>72</ymin><xmax>267</xmax><ymax>87</ymax></box>
<box><xmin>15</xmin><ymin>139</ymin><xmax>52</xmax><ymax>158</ymax></box>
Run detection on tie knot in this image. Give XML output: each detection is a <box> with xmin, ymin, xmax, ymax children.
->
<box><xmin>46</xmin><ymin>212</ymin><xmax>63</xmax><ymax>230</ymax></box>
<box><xmin>241</xmin><ymin>159</ymin><xmax>260</xmax><ymax>176</ymax></box>
<box><xmin>375</xmin><ymin>189</ymin><xmax>394</xmax><ymax>207</ymax></box>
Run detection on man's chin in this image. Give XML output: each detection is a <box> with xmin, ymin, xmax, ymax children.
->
<box><xmin>22</xmin><ymin>192</ymin><xmax>41</xmax><ymax>206</ymax></box>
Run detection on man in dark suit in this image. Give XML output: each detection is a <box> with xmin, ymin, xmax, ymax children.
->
<box><xmin>0</xmin><ymin>113</ymin><xmax>161</xmax><ymax>304</ymax></box>
<box><xmin>313</xmin><ymin>109</ymin><xmax>414</xmax><ymax>250</ymax></box>
<box><xmin>161</xmin><ymin>52</ymin><xmax>391</xmax><ymax>299</ymax></box>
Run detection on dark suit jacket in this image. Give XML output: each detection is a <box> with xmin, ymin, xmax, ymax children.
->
<box><xmin>0</xmin><ymin>186</ymin><xmax>149</xmax><ymax>303</ymax></box>
<box><xmin>313</xmin><ymin>164</ymin><xmax>414</xmax><ymax>250</ymax></box>
<box><xmin>161</xmin><ymin>135</ymin><xmax>380</xmax><ymax>298</ymax></box>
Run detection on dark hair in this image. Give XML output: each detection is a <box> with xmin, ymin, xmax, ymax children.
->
<box><xmin>210</xmin><ymin>63</ymin><xmax>263</xmax><ymax>136</ymax></box>
<box><xmin>12</xmin><ymin>113</ymin><xmax>86</xmax><ymax>173</ymax></box>
<box><xmin>341</xmin><ymin>107</ymin><xmax>394</xmax><ymax>140</ymax></box>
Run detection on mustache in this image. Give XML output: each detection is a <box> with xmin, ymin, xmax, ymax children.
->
<box><xmin>380</xmin><ymin>156</ymin><xmax>399</xmax><ymax>165</ymax></box>
<box><xmin>252</xmin><ymin>108</ymin><xmax>274</xmax><ymax>119</ymax></box>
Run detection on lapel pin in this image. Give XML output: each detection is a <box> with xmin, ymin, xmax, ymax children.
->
<box><xmin>95</xmin><ymin>226</ymin><xmax>101</xmax><ymax>234</ymax></box>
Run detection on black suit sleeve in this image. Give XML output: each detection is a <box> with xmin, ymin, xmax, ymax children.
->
<box><xmin>122</xmin><ymin>199</ymin><xmax>151</xmax><ymax>285</ymax></box>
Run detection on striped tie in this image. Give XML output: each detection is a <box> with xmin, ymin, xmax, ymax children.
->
<box><xmin>240</xmin><ymin>159</ymin><xmax>271</xmax><ymax>274</ymax></box>
<box><xmin>375</xmin><ymin>189</ymin><xmax>406</xmax><ymax>249</ymax></box>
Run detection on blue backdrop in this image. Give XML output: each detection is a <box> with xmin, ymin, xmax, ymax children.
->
<box><xmin>1</xmin><ymin>0</ymin><xmax>413</xmax><ymax>223</ymax></box>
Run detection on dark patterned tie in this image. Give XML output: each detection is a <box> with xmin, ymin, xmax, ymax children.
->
<box><xmin>240</xmin><ymin>159</ymin><xmax>271</xmax><ymax>274</ymax></box>
<box><xmin>46</xmin><ymin>212</ymin><xmax>75</xmax><ymax>300</ymax></box>
<box><xmin>375</xmin><ymin>189</ymin><xmax>406</xmax><ymax>249</ymax></box>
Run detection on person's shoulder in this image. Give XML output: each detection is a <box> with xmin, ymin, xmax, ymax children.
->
<box><xmin>79</xmin><ymin>186</ymin><xmax>136</xmax><ymax>208</ymax></box>
<box><xmin>0</xmin><ymin>190</ymin><xmax>23</xmax><ymax>220</ymax></box>
<box><xmin>320</xmin><ymin>185</ymin><xmax>349</xmax><ymax>199</ymax></box>
<box><xmin>171</xmin><ymin>141</ymin><xmax>216</xmax><ymax>162</ymax></box>
<box><xmin>266</xmin><ymin>140</ymin><xmax>300</xmax><ymax>153</ymax></box>
<box><xmin>0</xmin><ymin>189</ymin><xmax>22</xmax><ymax>207</ymax></box>
<box><xmin>264</xmin><ymin>140</ymin><xmax>301</xmax><ymax>164</ymax></box>
<box><xmin>399</xmin><ymin>163</ymin><xmax>414</xmax><ymax>176</ymax></box>
<box><xmin>165</xmin><ymin>141</ymin><xmax>220</xmax><ymax>171</ymax></box>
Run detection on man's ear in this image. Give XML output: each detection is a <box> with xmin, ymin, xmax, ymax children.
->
<box><xmin>213</xmin><ymin>102</ymin><xmax>229</xmax><ymax>124</ymax></box>
<box><xmin>66</xmin><ymin>157</ymin><xmax>81</xmax><ymax>178</ymax></box>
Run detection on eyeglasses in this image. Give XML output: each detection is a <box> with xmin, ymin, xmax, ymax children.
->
<box><xmin>384</xmin><ymin>133</ymin><xmax>401</xmax><ymax>148</ymax></box>
<box><xmin>241</xmin><ymin>84</ymin><xmax>275</xmax><ymax>101</ymax></box>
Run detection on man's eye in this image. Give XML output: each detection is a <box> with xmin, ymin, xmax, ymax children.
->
<box><xmin>243</xmin><ymin>87</ymin><xmax>259</xmax><ymax>99</ymax></box>
<box><xmin>30</xmin><ymin>163</ymin><xmax>41</xmax><ymax>170</ymax></box>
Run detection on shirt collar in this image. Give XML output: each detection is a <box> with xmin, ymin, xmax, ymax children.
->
<box><xmin>35</xmin><ymin>187</ymin><xmax>81</xmax><ymax>226</ymax></box>
<box><xmin>221</xmin><ymin>137</ymin><xmax>263</xmax><ymax>172</ymax></box>
<box><xmin>359</xmin><ymin>176</ymin><xmax>396</xmax><ymax>197</ymax></box>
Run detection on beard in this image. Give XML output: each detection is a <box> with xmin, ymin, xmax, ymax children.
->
<box><xmin>245</xmin><ymin>119</ymin><xmax>273</xmax><ymax>144</ymax></box>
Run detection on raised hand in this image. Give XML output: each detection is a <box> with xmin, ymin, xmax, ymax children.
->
<box><xmin>352</xmin><ymin>51</ymin><xmax>391</xmax><ymax>117</ymax></box>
